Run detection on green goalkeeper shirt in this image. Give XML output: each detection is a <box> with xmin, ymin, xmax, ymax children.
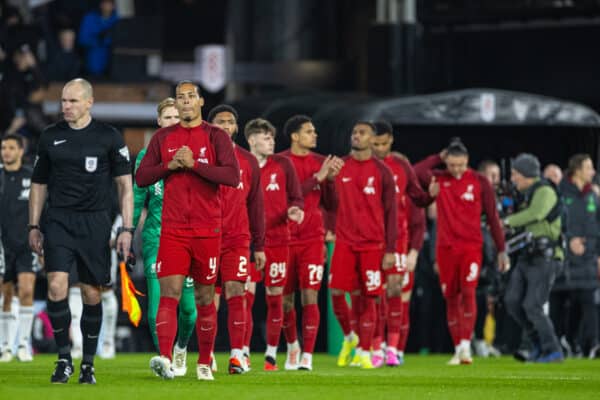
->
<box><xmin>133</xmin><ymin>149</ymin><xmax>163</xmax><ymax>250</ymax></box>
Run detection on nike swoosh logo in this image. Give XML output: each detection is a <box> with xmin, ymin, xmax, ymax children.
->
<box><xmin>233</xmin><ymin>321</ymin><xmax>245</xmax><ymax>326</ymax></box>
<box><xmin>236</xmin><ymin>273</ymin><xmax>247</xmax><ymax>277</ymax></box>
<box><xmin>200</xmin><ymin>326</ymin><xmax>213</xmax><ymax>331</ymax></box>
<box><xmin>342</xmin><ymin>177</ymin><xmax>351</xmax><ymax>182</ymax></box>
<box><xmin>206</xmin><ymin>274</ymin><xmax>216</xmax><ymax>280</ymax></box>
<box><xmin>271</xmin><ymin>278</ymin><xmax>284</xmax><ymax>284</ymax></box>
<box><xmin>168</xmin><ymin>148</ymin><xmax>178</xmax><ymax>153</ymax></box>
<box><xmin>156</xmin><ymin>322</ymin><xmax>167</xmax><ymax>327</ymax></box>
<box><xmin>53</xmin><ymin>140</ymin><xmax>67</xmax><ymax>146</ymax></box>
<box><xmin>390</xmin><ymin>312</ymin><xmax>402</xmax><ymax>317</ymax></box>
<box><xmin>272</xmin><ymin>318</ymin><xmax>282</xmax><ymax>323</ymax></box>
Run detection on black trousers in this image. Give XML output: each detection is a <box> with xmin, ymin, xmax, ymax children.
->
<box><xmin>550</xmin><ymin>288</ymin><xmax>598</xmax><ymax>354</ymax></box>
<box><xmin>504</xmin><ymin>256</ymin><xmax>561</xmax><ymax>354</ymax></box>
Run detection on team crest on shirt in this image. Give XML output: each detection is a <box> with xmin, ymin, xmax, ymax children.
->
<box><xmin>266</xmin><ymin>173</ymin><xmax>280</xmax><ymax>191</ymax></box>
<box><xmin>461</xmin><ymin>184</ymin><xmax>475</xmax><ymax>202</ymax></box>
<box><xmin>22</xmin><ymin>178</ymin><xmax>31</xmax><ymax>188</ymax></box>
<box><xmin>85</xmin><ymin>157</ymin><xmax>98</xmax><ymax>172</ymax></box>
<box><xmin>197</xmin><ymin>147</ymin><xmax>209</xmax><ymax>164</ymax></box>
<box><xmin>237</xmin><ymin>170</ymin><xmax>244</xmax><ymax>190</ymax></box>
<box><xmin>363</xmin><ymin>176</ymin><xmax>376</xmax><ymax>195</ymax></box>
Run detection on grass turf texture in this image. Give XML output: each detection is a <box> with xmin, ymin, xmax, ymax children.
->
<box><xmin>0</xmin><ymin>353</ymin><xmax>598</xmax><ymax>400</ymax></box>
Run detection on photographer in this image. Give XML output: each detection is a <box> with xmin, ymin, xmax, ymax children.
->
<box><xmin>551</xmin><ymin>154</ymin><xmax>599</xmax><ymax>358</ymax></box>
<box><xmin>502</xmin><ymin>153</ymin><xmax>564</xmax><ymax>363</ymax></box>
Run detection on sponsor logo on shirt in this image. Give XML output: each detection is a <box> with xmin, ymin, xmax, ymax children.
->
<box><xmin>363</xmin><ymin>176</ymin><xmax>376</xmax><ymax>195</ymax></box>
<box><xmin>85</xmin><ymin>156</ymin><xmax>98</xmax><ymax>172</ymax></box>
<box><xmin>461</xmin><ymin>184</ymin><xmax>475</xmax><ymax>202</ymax></box>
<box><xmin>266</xmin><ymin>173</ymin><xmax>280</xmax><ymax>191</ymax></box>
<box><xmin>119</xmin><ymin>146</ymin><xmax>130</xmax><ymax>162</ymax></box>
<box><xmin>22</xmin><ymin>178</ymin><xmax>30</xmax><ymax>188</ymax></box>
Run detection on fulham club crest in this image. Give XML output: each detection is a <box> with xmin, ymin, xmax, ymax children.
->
<box><xmin>85</xmin><ymin>157</ymin><xmax>98</xmax><ymax>172</ymax></box>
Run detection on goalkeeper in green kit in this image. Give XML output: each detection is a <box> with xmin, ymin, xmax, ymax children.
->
<box><xmin>133</xmin><ymin>97</ymin><xmax>197</xmax><ymax>376</ymax></box>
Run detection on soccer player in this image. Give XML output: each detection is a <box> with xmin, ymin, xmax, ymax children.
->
<box><xmin>136</xmin><ymin>81</ymin><xmax>239</xmax><ymax>381</ymax></box>
<box><xmin>414</xmin><ymin>140</ymin><xmax>507</xmax><ymax>365</ymax></box>
<box><xmin>133</xmin><ymin>97</ymin><xmax>198</xmax><ymax>376</ymax></box>
<box><xmin>370</xmin><ymin>122</ymin><xmax>437</xmax><ymax>366</ymax></box>
<box><xmin>278</xmin><ymin>115</ymin><xmax>342</xmax><ymax>371</ymax></box>
<box><xmin>207</xmin><ymin>105</ymin><xmax>266</xmax><ymax>374</ymax></box>
<box><xmin>330</xmin><ymin>121</ymin><xmax>397</xmax><ymax>369</ymax></box>
<box><xmin>245</xmin><ymin>118</ymin><xmax>304</xmax><ymax>371</ymax></box>
<box><xmin>29</xmin><ymin>78</ymin><xmax>133</xmax><ymax>384</ymax></box>
<box><xmin>0</xmin><ymin>134</ymin><xmax>35</xmax><ymax>362</ymax></box>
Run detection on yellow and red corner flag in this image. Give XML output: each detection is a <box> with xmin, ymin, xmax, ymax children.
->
<box><xmin>119</xmin><ymin>261</ymin><xmax>144</xmax><ymax>327</ymax></box>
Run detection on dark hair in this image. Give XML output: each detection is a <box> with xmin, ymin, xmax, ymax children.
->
<box><xmin>374</xmin><ymin>120</ymin><xmax>393</xmax><ymax>136</ymax></box>
<box><xmin>447</xmin><ymin>137</ymin><xmax>468</xmax><ymax>157</ymax></box>
<box><xmin>1</xmin><ymin>133</ymin><xmax>24</xmax><ymax>148</ymax></box>
<box><xmin>283</xmin><ymin>115</ymin><xmax>312</xmax><ymax>140</ymax></box>
<box><xmin>175</xmin><ymin>80</ymin><xmax>202</xmax><ymax>97</ymax></box>
<box><xmin>567</xmin><ymin>153</ymin><xmax>591</xmax><ymax>177</ymax></box>
<box><xmin>477</xmin><ymin>159</ymin><xmax>498</xmax><ymax>173</ymax></box>
<box><xmin>354</xmin><ymin>120</ymin><xmax>377</xmax><ymax>134</ymax></box>
<box><xmin>244</xmin><ymin>118</ymin><xmax>276</xmax><ymax>140</ymax></box>
<box><xmin>207</xmin><ymin>104</ymin><xmax>238</xmax><ymax>123</ymax></box>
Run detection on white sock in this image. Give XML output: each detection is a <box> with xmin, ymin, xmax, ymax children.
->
<box><xmin>460</xmin><ymin>339</ymin><xmax>471</xmax><ymax>352</ymax></box>
<box><xmin>387</xmin><ymin>346</ymin><xmax>398</xmax><ymax>354</ymax></box>
<box><xmin>454</xmin><ymin>344</ymin><xmax>461</xmax><ymax>355</ymax></box>
<box><xmin>69</xmin><ymin>287</ymin><xmax>83</xmax><ymax>350</ymax></box>
<box><xmin>302</xmin><ymin>352</ymin><xmax>312</xmax><ymax>363</ymax></box>
<box><xmin>231</xmin><ymin>348</ymin><xmax>244</xmax><ymax>360</ymax></box>
<box><xmin>287</xmin><ymin>340</ymin><xmax>300</xmax><ymax>352</ymax></box>
<box><xmin>8</xmin><ymin>298</ymin><xmax>18</xmax><ymax>351</ymax></box>
<box><xmin>265</xmin><ymin>345</ymin><xmax>278</xmax><ymax>359</ymax></box>
<box><xmin>373</xmin><ymin>349</ymin><xmax>384</xmax><ymax>357</ymax></box>
<box><xmin>174</xmin><ymin>343</ymin><xmax>187</xmax><ymax>351</ymax></box>
<box><xmin>101</xmin><ymin>290</ymin><xmax>118</xmax><ymax>346</ymax></box>
<box><xmin>17</xmin><ymin>306</ymin><xmax>34</xmax><ymax>347</ymax></box>
<box><xmin>398</xmin><ymin>350</ymin><xmax>404</xmax><ymax>357</ymax></box>
<box><xmin>243</xmin><ymin>345</ymin><xmax>250</xmax><ymax>355</ymax></box>
<box><xmin>360</xmin><ymin>349</ymin><xmax>371</xmax><ymax>357</ymax></box>
<box><xmin>0</xmin><ymin>311</ymin><xmax>10</xmax><ymax>349</ymax></box>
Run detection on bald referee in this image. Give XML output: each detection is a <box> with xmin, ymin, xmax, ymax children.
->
<box><xmin>28</xmin><ymin>78</ymin><xmax>133</xmax><ymax>384</ymax></box>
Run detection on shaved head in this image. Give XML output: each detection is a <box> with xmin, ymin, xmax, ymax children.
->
<box><xmin>64</xmin><ymin>78</ymin><xmax>94</xmax><ymax>99</ymax></box>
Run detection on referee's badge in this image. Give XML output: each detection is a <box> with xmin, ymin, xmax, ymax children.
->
<box><xmin>85</xmin><ymin>156</ymin><xmax>98</xmax><ymax>172</ymax></box>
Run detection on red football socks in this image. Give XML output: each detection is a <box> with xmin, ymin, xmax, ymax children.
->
<box><xmin>266</xmin><ymin>294</ymin><xmax>283</xmax><ymax>347</ymax></box>
<box><xmin>156</xmin><ymin>297</ymin><xmax>179</xmax><ymax>360</ymax></box>
<box><xmin>227</xmin><ymin>295</ymin><xmax>246</xmax><ymax>350</ymax></box>
<box><xmin>302</xmin><ymin>304</ymin><xmax>320</xmax><ymax>354</ymax></box>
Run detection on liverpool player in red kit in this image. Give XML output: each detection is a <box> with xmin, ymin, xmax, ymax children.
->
<box><xmin>136</xmin><ymin>81</ymin><xmax>240</xmax><ymax>380</ymax></box>
<box><xmin>415</xmin><ymin>139</ymin><xmax>507</xmax><ymax>365</ymax></box>
<box><xmin>279</xmin><ymin>115</ymin><xmax>343</xmax><ymax>371</ymax></box>
<box><xmin>330</xmin><ymin>121</ymin><xmax>397</xmax><ymax>369</ymax></box>
<box><xmin>245</xmin><ymin>118</ymin><xmax>304</xmax><ymax>371</ymax></box>
<box><xmin>207</xmin><ymin>105</ymin><xmax>266</xmax><ymax>374</ymax></box>
<box><xmin>370</xmin><ymin>122</ymin><xmax>437</xmax><ymax>366</ymax></box>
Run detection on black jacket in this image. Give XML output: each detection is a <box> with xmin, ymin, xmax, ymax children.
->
<box><xmin>554</xmin><ymin>179</ymin><xmax>600</xmax><ymax>290</ymax></box>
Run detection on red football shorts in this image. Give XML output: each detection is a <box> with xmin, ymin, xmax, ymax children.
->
<box><xmin>329</xmin><ymin>241</ymin><xmax>384</xmax><ymax>296</ymax></box>
<box><xmin>436</xmin><ymin>245</ymin><xmax>482</xmax><ymax>298</ymax></box>
<box><xmin>384</xmin><ymin>251</ymin><xmax>407</xmax><ymax>277</ymax></box>
<box><xmin>260</xmin><ymin>246</ymin><xmax>289</xmax><ymax>287</ymax></box>
<box><xmin>401</xmin><ymin>270</ymin><xmax>415</xmax><ymax>293</ymax></box>
<box><xmin>284</xmin><ymin>241</ymin><xmax>325</xmax><ymax>295</ymax></box>
<box><xmin>219</xmin><ymin>246</ymin><xmax>250</xmax><ymax>283</ymax></box>
<box><xmin>156</xmin><ymin>231</ymin><xmax>220</xmax><ymax>285</ymax></box>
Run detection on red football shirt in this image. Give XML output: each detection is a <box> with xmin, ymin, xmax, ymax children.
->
<box><xmin>414</xmin><ymin>154</ymin><xmax>505</xmax><ymax>251</ymax></box>
<box><xmin>135</xmin><ymin>121</ymin><xmax>240</xmax><ymax>237</ymax></box>
<box><xmin>260</xmin><ymin>154</ymin><xmax>304</xmax><ymax>247</ymax></box>
<box><xmin>220</xmin><ymin>145</ymin><xmax>265</xmax><ymax>251</ymax></box>
<box><xmin>383</xmin><ymin>155</ymin><xmax>434</xmax><ymax>253</ymax></box>
<box><xmin>279</xmin><ymin>150</ymin><xmax>335</xmax><ymax>245</ymax></box>
<box><xmin>333</xmin><ymin>156</ymin><xmax>398</xmax><ymax>252</ymax></box>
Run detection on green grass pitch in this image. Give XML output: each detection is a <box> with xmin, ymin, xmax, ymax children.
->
<box><xmin>0</xmin><ymin>353</ymin><xmax>598</xmax><ymax>400</ymax></box>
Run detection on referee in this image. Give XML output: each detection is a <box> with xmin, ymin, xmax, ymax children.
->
<box><xmin>28</xmin><ymin>78</ymin><xmax>133</xmax><ymax>384</ymax></box>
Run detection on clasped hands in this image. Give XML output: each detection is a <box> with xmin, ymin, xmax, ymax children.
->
<box><xmin>168</xmin><ymin>146</ymin><xmax>195</xmax><ymax>170</ymax></box>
